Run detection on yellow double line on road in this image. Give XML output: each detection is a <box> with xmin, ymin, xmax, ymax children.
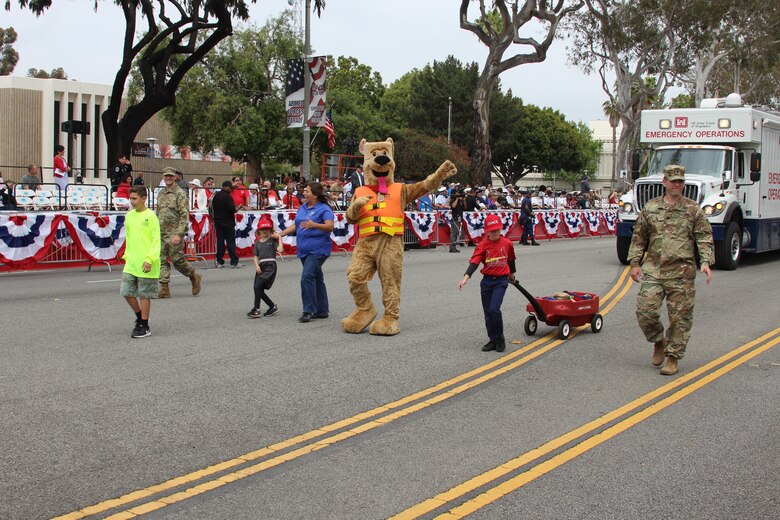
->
<box><xmin>53</xmin><ymin>268</ymin><xmax>633</xmax><ymax>520</ymax></box>
<box><xmin>391</xmin><ymin>327</ymin><xmax>780</xmax><ymax>519</ymax></box>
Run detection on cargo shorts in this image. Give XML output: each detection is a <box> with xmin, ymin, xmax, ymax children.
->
<box><xmin>120</xmin><ymin>272</ymin><xmax>160</xmax><ymax>299</ymax></box>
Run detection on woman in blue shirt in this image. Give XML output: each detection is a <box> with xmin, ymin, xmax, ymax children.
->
<box><xmin>279</xmin><ymin>182</ymin><xmax>335</xmax><ymax>322</ymax></box>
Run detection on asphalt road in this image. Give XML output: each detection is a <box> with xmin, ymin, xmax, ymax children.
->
<box><xmin>1</xmin><ymin>237</ymin><xmax>778</xmax><ymax>520</ymax></box>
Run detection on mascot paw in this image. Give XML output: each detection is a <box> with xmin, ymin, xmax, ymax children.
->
<box><xmin>369</xmin><ymin>316</ymin><xmax>400</xmax><ymax>336</ymax></box>
<box><xmin>351</xmin><ymin>195</ymin><xmax>372</xmax><ymax>211</ymax></box>
<box><xmin>342</xmin><ymin>306</ymin><xmax>378</xmax><ymax>334</ymax></box>
<box><xmin>437</xmin><ymin>160</ymin><xmax>458</xmax><ymax>179</ymax></box>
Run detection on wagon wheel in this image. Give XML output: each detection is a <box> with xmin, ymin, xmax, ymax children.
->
<box><xmin>524</xmin><ymin>315</ymin><xmax>538</xmax><ymax>336</ymax></box>
<box><xmin>591</xmin><ymin>313</ymin><xmax>603</xmax><ymax>333</ymax></box>
<box><xmin>558</xmin><ymin>320</ymin><xmax>571</xmax><ymax>340</ymax></box>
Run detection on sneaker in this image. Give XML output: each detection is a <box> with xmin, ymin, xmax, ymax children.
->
<box><xmin>312</xmin><ymin>312</ymin><xmax>329</xmax><ymax>319</ymax></box>
<box><xmin>231</xmin><ymin>263</ymin><xmax>245</xmax><ymax>269</ymax></box>
<box><xmin>247</xmin><ymin>308</ymin><xmax>262</xmax><ymax>319</ymax></box>
<box><xmin>299</xmin><ymin>312</ymin><xmax>313</xmax><ymax>323</ymax></box>
<box><xmin>214</xmin><ymin>260</ymin><xmax>224</xmax><ymax>269</ymax></box>
<box><xmin>481</xmin><ymin>340</ymin><xmax>496</xmax><ymax>352</ymax></box>
<box><xmin>131</xmin><ymin>319</ymin><xmax>140</xmax><ymax>338</ymax></box>
<box><xmin>495</xmin><ymin>337</ymin><xmax>506</xmax><ymax>352</ymax></box>
<box><xmin>132</xmin><ymin>323</ymin><xmax>151</xmax><ymax>338</ymax></box>
<box><xmin>264</xmin><ymin>305</ymin><xmax>279</xmax><ymax>317</ymax></box>
<box><xmin>449</xmin><ymin>249</ymin><xmax>461</xmax><ymax>253</ymax></box>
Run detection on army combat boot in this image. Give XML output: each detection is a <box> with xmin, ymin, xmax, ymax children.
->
<box><xmin>652</xmin><ymin>339</ymin><xmax>666</xmax><ymax>366</ymax></box>
<box><xmin>660</xmin><ymin>356</ymin><xmax>678</xmax><ymax>376</ymax></box>
<box><xmin>158</xmin><ymin>283</ymin><xmax>171</xmax><ymax>299</ymax></box>
<box><xmin>190</xmin><ymin>273</ymin><xmax>202</xmax><ymax>296</ymax></box>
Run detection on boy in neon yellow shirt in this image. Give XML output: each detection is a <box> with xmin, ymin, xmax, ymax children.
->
<box><xmin>121</xmin><ymin>186</ymin><xmax>161</xmax><ymax>338</ymax></box>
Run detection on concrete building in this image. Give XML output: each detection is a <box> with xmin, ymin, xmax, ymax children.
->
<box><xmin>0</xmin><ymin>76</ymin><xmax>233</xmax><ymax>187</ymax></box>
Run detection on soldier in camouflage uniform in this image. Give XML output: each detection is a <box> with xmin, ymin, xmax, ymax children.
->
<box><xmin>628</xmin><ymin>165</ymin><xmax>714</xmax><ymax>375</ymax></box>
<box><xmin>156</xmin><ymin>167</ymin><xmax>202</xmax><ymax>298</ymax></box>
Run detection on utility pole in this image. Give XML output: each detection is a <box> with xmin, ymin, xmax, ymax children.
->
<box><xmin>302</xmin><ymin>0</ymin><xmax>311</xmax><ymax>180</ymax></box>
<box><xmin>447</xmin><ymin>97</ymin><xmax>452</xmax><ymax>145</ymax></box>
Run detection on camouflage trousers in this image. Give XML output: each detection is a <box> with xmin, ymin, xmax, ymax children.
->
<box><xmin>159</xmin><ymin>236</ymin><xmax>195</xmax><ymax>284</ymax></box>
<box><xmin>636</xmin><ymin>277</ymin><xmax>696</xmax><ymax>360</ymax></box>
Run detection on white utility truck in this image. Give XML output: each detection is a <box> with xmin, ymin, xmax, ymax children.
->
<box><xmin>616</xmin><ymin>94</ymin><xmax>780</xmax><ymax>270</ymax></box>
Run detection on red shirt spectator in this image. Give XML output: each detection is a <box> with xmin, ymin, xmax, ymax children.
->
<box><xmin>283</xmin><ymin>192</ymin><xmax>301</xmax><ymax>209</ymax></box>
<box><xmin>231</xmin><ymin>185</ymin><xmax>249</xmax><ymax>209</ymax></box>
<box><xmin>116</xmin><ymin>180</ymin><xmax>131</xmax><ymax>199</ymax></box>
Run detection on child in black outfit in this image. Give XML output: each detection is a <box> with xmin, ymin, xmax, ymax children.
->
<box><xmin>248</xmin><ymin>217</ymin><xmax>284</xmax><ymax>318</ymax></box>
<box><xmin>457</xmin><ymin>214</ymin><xmax>516</xmax><ymax>352</ymax></box>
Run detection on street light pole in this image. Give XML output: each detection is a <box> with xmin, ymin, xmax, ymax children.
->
<box><xmin>302</xmin><ymin>0</ymin><xmax>311</xmax><ymax>180</ymax></box>
<box><xmin>447</xmin><ymin>97</ymin><xmax>452</xmax><ymax>145</ymax></box>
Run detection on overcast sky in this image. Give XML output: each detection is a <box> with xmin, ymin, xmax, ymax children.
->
<box><xmin>3</xmin><ymin>0</ymin><xmax>612</xmax><ymax>124</ymax></box>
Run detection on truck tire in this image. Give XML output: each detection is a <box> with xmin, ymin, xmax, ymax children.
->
<box><xmin>714</xmin><ymin>221</ymin><xmax>741</xmax><ymax>271</ymax></box>
<box><xmin>616</xmin><ymin>235</ymin><xmax>631</xmax><ymax>265</ymax></box>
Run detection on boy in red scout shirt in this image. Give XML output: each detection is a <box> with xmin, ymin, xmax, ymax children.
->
<box><xmin>457</xmin><ymin>214</ymin><xmax>516</xmax><ymax>352</ymax></box>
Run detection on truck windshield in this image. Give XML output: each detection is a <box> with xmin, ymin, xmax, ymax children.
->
<box><xmin>647</xmin><ymin>148</ymin><xmax>726</xmax><ymax>178</ymax></box>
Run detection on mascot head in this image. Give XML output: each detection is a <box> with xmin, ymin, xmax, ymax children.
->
<box><xmin>360</xmin><ymin>138</ymin><xmax>395</xmax><ymax>194</ymax></box>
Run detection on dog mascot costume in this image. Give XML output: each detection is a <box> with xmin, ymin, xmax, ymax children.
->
<box><xmin>342</xmin><ymin>138</ymin><xmax>457</xmax><ymax>335</ymax></box>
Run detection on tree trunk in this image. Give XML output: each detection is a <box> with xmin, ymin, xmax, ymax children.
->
<box><xmin>471</xmin><ymin>66</ymin><xmax>495</xmax><ymax>187</ymax></box>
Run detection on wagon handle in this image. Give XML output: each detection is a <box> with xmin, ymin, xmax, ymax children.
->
<box><xmin>511</xmin><ymin>280</ymin><xmax>547</xmax><ymax>322</ymax></box>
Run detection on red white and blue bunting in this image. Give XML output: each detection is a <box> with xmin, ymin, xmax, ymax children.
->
<box><xmin>404</xmin><ymin>212</ymin><xmax>437</xmax><ymax>246</ymax></box>
<box><xmin>188</xmin><ymin>212</ymin><xmax>211</xmax><ymax>243</ymax></box>
<box><xmin>55</xmin><ymin>219</ymin><xmax>73</xmax><ymax>248</ymax></box>
<box><xmin>540</xmin><ymin>212</ymin><xmax>561</xmax><ymax>237</ymax></box>
<box><xmin>62</xmin><ymin>214</ymin><xmax>126</xmax><ymax>262</ymax></box>
<box><xmin>0</xmin><ymin>213</ymin><xmax>61</xmax><ymax>268</ymax></box>
<box><xmin>562</xmin><ymin>211</ymin><xmax>584</xmax><ymax>238</ymax></box>
<box><xmin>463</xmin><ymin>211</ymin><xmax>487</xmax><ymax>240</ymax></box>
<box><xmin>584</xmin><ymin>211</ymin><xmax>602</xmax><ymax>235</ymax></box>
<box><xmin>234</xmin><ymin>212</ymin><xmax>262</xmax><ymax>253</ymax></box>
<box><xmin>331</xmin><ymin>212</ymin><xmax>355</xmax><ymax>247</ymax></box>
<box><xmin>603</xmin><ymin>210</ymin><xmax>618</xmax><ymax>234</ymax></box>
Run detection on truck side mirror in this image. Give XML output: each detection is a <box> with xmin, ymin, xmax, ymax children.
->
<box><xmin>750</xmin><ymin>152</ymin><xmax>761</xmax><ymax>182</ymax></box>
<box><xmin>723</xmin><ymin>170</ymin><xmax>733</xmax><ymax>181</ymax></box>
<box><xmin>630</xmin><ymin>153</ymin><xmax>640</xmax><ymax>181</ymax></box>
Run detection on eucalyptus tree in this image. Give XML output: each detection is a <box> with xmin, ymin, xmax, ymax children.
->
<box><xmin>0</xmin><ymin>26</ymin><xmax>18</xmax><ymax>75</ymax></box>
<box><xmin>566</xmin><ymin>0</ymin><xmax>685</xmax><ymax>175</ymax></box>
<box><xmin>460</xmin><ymin>0</ymin><xmax>583</xmax><ymax>185</ymax></box>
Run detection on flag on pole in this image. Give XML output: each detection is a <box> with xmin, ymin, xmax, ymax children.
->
<box><xmin>285</xmin><ymin>58</ymin><xmax>305</xmax><ymax>128</ymax></box>
<box><xmin>325</xmin><ymin>109</ymin><xmax>336</xmax><ymax>150</ymax></box>
<box><xmin>284</xmin><ymin>56</ymin><xmax>328</xmax><ymax>128</ymax></box>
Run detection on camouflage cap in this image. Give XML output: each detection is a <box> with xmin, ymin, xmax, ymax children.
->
<box><xmin>162</xmin><ymin>167</ymin><xmax>178</xmax><ymax>176</ymax></box>
<box><xmin>663</xmin><ymin>164</ymin><xmax>685</xmax><ymax>181</ymax></box>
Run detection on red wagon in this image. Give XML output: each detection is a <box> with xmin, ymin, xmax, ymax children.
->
<box><xmin>511</xmin><ymin>281</ymin><xmax>603</xmax><ymax>340</ymax></box>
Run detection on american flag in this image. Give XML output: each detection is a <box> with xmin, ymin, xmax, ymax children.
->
<box><xmin>285</xmin><ymin>58</ymin><xmax>304</xmax><ymax>96</ymax></box>
<box><xmin>325</xmin><ymin>109</ymin><xmax>335</xmax><ymax>150</ymax></box>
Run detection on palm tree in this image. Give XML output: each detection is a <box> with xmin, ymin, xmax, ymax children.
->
<box><xmin>602</xmin><ymin>99</ymin><xmax>620</xmax><ymax>189</ymax></box>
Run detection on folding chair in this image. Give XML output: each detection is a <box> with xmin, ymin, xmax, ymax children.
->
<box><xmin>32</xmin><ymin>195</ymin><xmax>55</xmax><ymax>210</ymax></box>
<box><xmin>112</xmin><ymin>196</ymin><xmax>131</xmax><ymax>210</ymax></box>
<box><xmin>67</xmin><ymin>194</ymin><xmax>85</xmax><ymax>210</ymax></box>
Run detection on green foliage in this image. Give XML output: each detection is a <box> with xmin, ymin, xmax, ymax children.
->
<box><xmin>26</xmin><ymin>66</ymin><xmax>67</xmax><ymax>79</ymax></box>
<box><xmin>393</xmin><ymin>129</ymin><xmax>470</xmax><ymax>183</ymax></box>
<box><xmin>324</xmin><ymin>55</ymin><xmax>396</xmax><ymax>155</ymax></box>
<box><xmin>164</xmin><ymin>14</ymin><xmax>303</xmax><ymax>175</ymax></box>
<box><xmin>669</xmin><ymin>92</ymin><xmax>695</xmax><ymax>108</ymax></box>
<box><xmin>491</xmin><ymin>96</ymin><xmax>600</xmax><ymax>186</ymax></box>
<box><xmin>0</xmin><ymin>26</ymin><xmax>19</xmax><ymax>75</ymax></box>
<box><xmin>380</xmin><ymin>56</ymin><xmax>479</xmax><ymax>151</ymax></box>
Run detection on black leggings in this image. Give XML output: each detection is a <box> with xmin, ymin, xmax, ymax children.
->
<box><xmin>253</xmin><ymin>263</ymin><xmax>277</xmax><ymax>309</ymax></box>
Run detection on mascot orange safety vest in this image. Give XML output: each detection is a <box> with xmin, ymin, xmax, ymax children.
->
<box><xmin>354</xmin><ymin>183</ymin><xmax>405</xmax><ymax>237</ymax></box>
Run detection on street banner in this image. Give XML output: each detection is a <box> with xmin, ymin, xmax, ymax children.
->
<box><xmin>285</xmin><ymin>56</ymin><xmax>328</xmax><ymax>128</ymax></box>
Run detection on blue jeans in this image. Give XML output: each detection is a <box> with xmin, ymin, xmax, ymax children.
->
<box><xmin>300</xmin><ymin>254</ymin><xmax>329</xmax><ymax>314</ymax></box>
<box><xmin>480</xmin><ymin>275</ymin><xmax>509</xmax><ymax>342</ymax></box>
